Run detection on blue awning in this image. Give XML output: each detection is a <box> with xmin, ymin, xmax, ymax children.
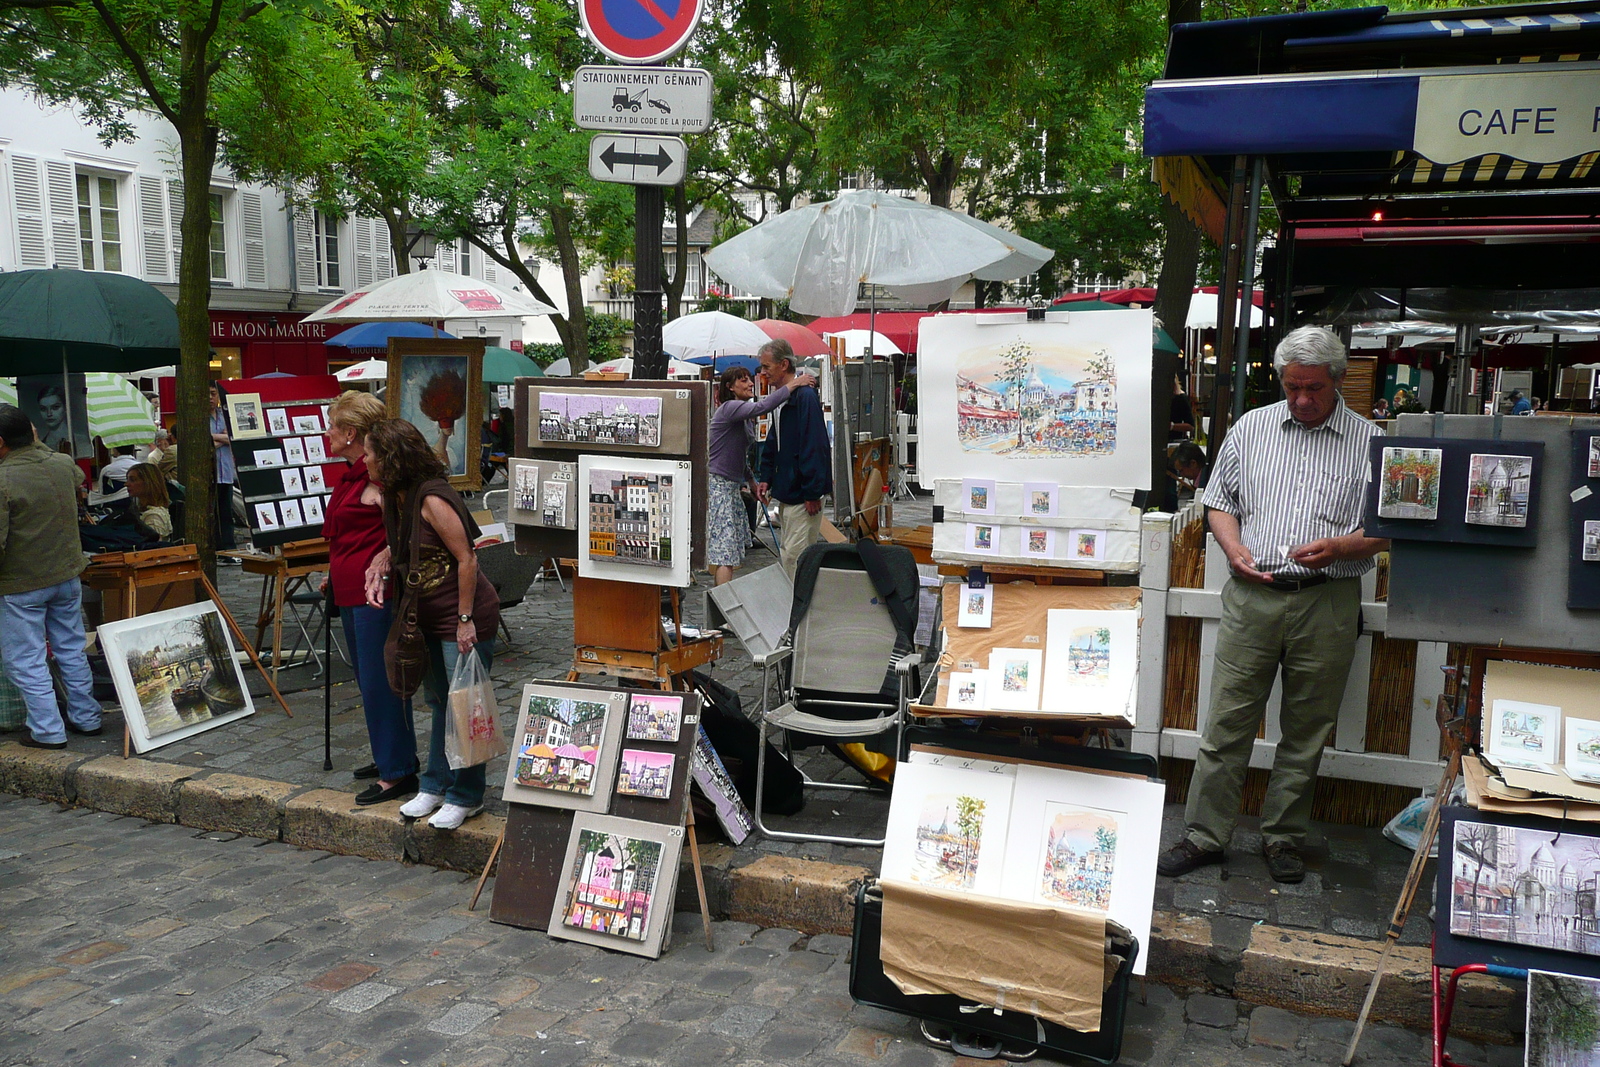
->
<box><xmin>1145</xmin><ymin>72</ymin><xmax>1421</xmax><ymax>157</ymax></box>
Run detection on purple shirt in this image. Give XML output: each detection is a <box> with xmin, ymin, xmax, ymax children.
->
<box><xmin>709</xmin><ymin>385</ymin><xmax>792</xmax><ymax>481</ymax></box>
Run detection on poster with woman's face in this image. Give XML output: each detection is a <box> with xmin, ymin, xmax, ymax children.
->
<box><xmin>17</xmin><ymin>374</ymin><xmax>90</xmax><ymax>457</ymax></box>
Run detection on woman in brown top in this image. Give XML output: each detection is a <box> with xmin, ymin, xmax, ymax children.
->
<box><xmin>361</xmin><ymin>419</ymin><xmax>500</xmax><ymax>831</ymax></box>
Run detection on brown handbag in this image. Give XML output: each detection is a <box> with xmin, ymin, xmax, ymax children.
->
<box><xmin>383</xmin><ymin>486</ymin><xmax>432</xmax><ymax>699</ymax></box>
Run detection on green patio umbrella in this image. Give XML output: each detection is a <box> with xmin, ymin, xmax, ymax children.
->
<box><xmin>0</xmin><ymin>269</ymin><xmax>181</xmax><ymax>374</ymax></box>
<box><xmin>1059</xmin><ymin>299</ymin><xmax>1180</xmax><ymax>355</ymax></box>
<box><xmin>482</xmin><ymin>346</ymin><xmax>543</xmax><ymax>384</ymax></box>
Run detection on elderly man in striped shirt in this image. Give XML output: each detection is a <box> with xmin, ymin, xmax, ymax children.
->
<box><xmin>1157</xmin><ymin>326</ymin><xmax>1389</xmax><ymax>885</ymax></box>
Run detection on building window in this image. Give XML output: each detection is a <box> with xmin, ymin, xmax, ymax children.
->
<box><xmin>76</xmin><ymin>173</ymin><xmax>122</xmax><ymax>272</ymax></box>
<box><xmin>208</xmin><ymin>193</ymin><xmax>228</xmax><ymax>282</ymax></box>
<box><xmin>458</xmin><ymin>238</ymin><xmax>471</xmax><ymax>275</ymax></box>
<box><xmin>314</xmin><ymin>210</ymin><xmax>340</xmax><ymax>289</ymax></box>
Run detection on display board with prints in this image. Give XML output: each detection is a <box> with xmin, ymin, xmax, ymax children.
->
<box><xmin>222</xmin><ymin>379</ymin><xmax>344</xmax><ymax>550</ymax></box>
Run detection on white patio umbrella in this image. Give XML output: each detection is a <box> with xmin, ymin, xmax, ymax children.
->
<box><xmin>825</xmin><ymin>329</ymin><xmax>904</xmax><ymax>359</ymax></box>
<box><xmin>544</xmin><ymin>357</ymin><xmax>573</xmax><ymax>376</ymax></box>
<box><xmin>1186</xmin><ymin>293</ymin><xmax>1263</xmax><ymax>331</ymax></box>
<box><xmin>302</xmin><ymin>267</ymin><xmax>557</xmax><ymax>323</ymax></box>
<box><xmin>702</xmin><ymin>190</ymin><xmax>1053</xmax><ymax>318</ymax></box>
<box><xmin>662</xmin><ymin>311</ymin><xmax>771</xmax><ymax>359</ymax></box>
<box><xmin>335</xmin><ymin>359</ymin><xmax>388</xmax><ymax>382</ymax></box>
<box><xmin>591</xmin><ymin>356</ymin><xmax>705</xmax><ymax>379</ymax></box>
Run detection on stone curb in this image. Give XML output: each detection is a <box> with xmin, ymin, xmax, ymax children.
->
<box><xmin>0</xmin><ymin>741</ymin><xmax>1516</xmax><ymax>1034</ymax></box>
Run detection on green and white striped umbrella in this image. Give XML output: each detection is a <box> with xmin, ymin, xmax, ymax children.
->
<box><xmin>0</xmin><ymin>373</ymin><xmax>158</xmax><ymax>449</ymax></box>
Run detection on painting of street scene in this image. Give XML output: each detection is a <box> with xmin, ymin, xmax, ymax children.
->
<box><xmin>1449</xmin><ymin>819</ymin><xmax>1600</xmax><ymax>956</ymax></box>
<box><xmin>627</xmin><ymin>692</ymin><xmax>682</xmax><ymax>742</ymax></box>
<box><xmin>561</xmin><ymin>829</ymin><xmax>663</xmax><ymax>942</ymax></box>
<box><xmin>539</xmin><ymin>393</ymin><xmax>661</xmax><ymax>447</ymax></box>
<box><xmin>1465</xmin><ymin>453</ymin><xmax>1533</xmax><ymax>528</ymax></box>
<box><xmin>1038</xmin><ymin>803</ymin><xmax>1120</xmax><ymax>912</ymax></box>
<box><xmin>1488</xmin><ymin>699</ymin><xmax>1560</xmax><ymax>770</ymax></box>
<box><xmin>587</xmin><ymin>468</ymin><xmax>674</xmax><ymax>568</ymax></box>
<box><xmin>909</xmin><ymin>793</ymin><xmax>991</xmax><ymax>890</ymax></box>
<box><xmin>1527</xmin><ymin>970</ymin><xmax>1600</xmax><ymax>1067</ymax></box>
<box><xmin>98</xmin><ymin>603</ymin><xmax>253</xmax><ymax>752</ymax></box>
<box><xmin>1066</xmin><ymin>625</ymin><xmax>1112</xmax><ymax>684</ymax></box>
<box><xmin>1377</xmin><ymin>446</ymin><xmax>1443</xmax><ymax>521</ymax></box>
<box><xmin>955</xmin><ymin>339</ymin><xmax>1118</xmax><ymax>457</ymax></box>
<box><xmin>616</xmin><ymin>749</ymin><xmax>674</xmax><ymax>800</ymax></box>
<box><xmin>514</xmin><ymin>693</ymin><xmax>611</xmax><ymax>796</ymax></box>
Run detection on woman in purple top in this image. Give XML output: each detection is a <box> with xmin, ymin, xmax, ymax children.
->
<box><xmin>707</xmin><ymin>365</ymin><xmax>816</xmax><ymax>584</ymax></box>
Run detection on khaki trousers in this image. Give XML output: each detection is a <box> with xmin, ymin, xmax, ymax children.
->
<box><xmin>778</xmin><ymin>501</ymin><xmax>823</xmax><ymax>582</ymax></box>
<box><xmin>1184</xmin><ymin>576</ymin><xmax>1362</xmax><ymax>851</ymax></box>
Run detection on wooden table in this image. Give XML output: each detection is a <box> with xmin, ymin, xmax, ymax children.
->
<box><xmin>227</xmin><ymin>538</ymin><xmax>331</xmax><ymax>683</ymax></box>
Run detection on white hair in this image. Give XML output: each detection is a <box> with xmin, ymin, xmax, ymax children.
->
<box><xmin>1273</xmin><ymin>326</ymin><xmax>1347</xmax><ymax>381</ymax></box>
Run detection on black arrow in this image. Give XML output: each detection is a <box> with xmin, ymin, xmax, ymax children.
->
<box><xmin>600</xmin><ymin>142</ymin><xmax>675</xmax><ymax>174</ymax></box>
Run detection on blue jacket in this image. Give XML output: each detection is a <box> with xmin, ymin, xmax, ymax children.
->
<box><xmin>757</xmin><ymin>384</ymin><xmax>832</xmax><ymax>505</ymax></box>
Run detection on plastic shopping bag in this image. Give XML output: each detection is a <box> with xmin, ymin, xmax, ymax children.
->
<box><xmin>445</xmin><ymin>650</ymin><xmax>507</xmax><ymax>770</ymax></box>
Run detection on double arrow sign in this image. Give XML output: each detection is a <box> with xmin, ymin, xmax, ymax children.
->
<box><xmin>588</xmin><ymin>135</ymin><xmax>686</xmax><ymax>187</ymax></box>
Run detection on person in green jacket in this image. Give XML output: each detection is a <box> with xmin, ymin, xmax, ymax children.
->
<box><xmin>0</xmin><ymin>405</ymin><xmax>103</xmax><ymax>748</ymax></box>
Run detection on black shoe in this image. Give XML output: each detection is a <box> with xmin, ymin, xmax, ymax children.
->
<box><xmin>1156</xmin><ymin>839</ymin><xmax>1225</xmax><ymax>878</ymax></box>
<box><xmin>1263</xmin><ymin>842</ymin><xmax>1306</xmax><ymax>884</ymax></box>
<box><xmin>19</xmin><ymin>736</ymin><xmax>67</xmax><ymax>750</ymax></box>
<box><xmin>64</xmin><ymin>721</ymin><xmax>103</xmax><ymax>736</ymax></box>
<box><xmin>352</xmin><ymin>762</ymin><xmax>380</xmax><ymax>780</ymax></box>
<box><xmin>355</xmin><ymin>775</ymin><xmax>418</xmax><ymax>806</ymax></box>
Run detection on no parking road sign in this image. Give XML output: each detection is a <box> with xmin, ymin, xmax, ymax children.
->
<box><xmin>580</xmin><ymin>0</ymin><xmax>705</xmax><ymax>65</ymax></box>
<box><xmin>588</xmin><ymin>134</ymin><xmax>688</xmax><ymax>186</ymax></box>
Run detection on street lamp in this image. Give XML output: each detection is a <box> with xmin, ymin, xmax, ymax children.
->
<box><xmin>404</xmin><ymin>224</ymin><xmax>439</xmax><ymax>268</ymax></box>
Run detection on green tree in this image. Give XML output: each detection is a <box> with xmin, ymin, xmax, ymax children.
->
<box><xmin>997</xmin><ymin>341</ymin><xmax>1034</xmax><ymax>449</ymax></box>
<box><xmin>954</xmin><ymin>795</ymin><xmax>986</xmax><ymax>883</ymax></box>
<box><xmin>0</xmin><ymin>0</ymin><xmax>356</xmax><ymax>561</ymax></box>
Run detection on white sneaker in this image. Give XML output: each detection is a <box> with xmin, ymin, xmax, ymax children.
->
<box><xmin>428</xmin><ymin>803</ymin><xmax>484</xmax><ymax>831</ymax></box>
<box><xmin>400</xmin><ymin>792</ymin><xmax>445</xmax><ymax>818</ymax></box>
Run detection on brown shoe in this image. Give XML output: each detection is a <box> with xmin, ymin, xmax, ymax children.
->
<box><xmin>1263</xmin><ymin>842</ymin><xmax>1306</xmax><ymax>884</ymax></box>
<box><xmin>1156</xmin><ymin>838</ymin><xmax>1224</xmax><ymax>878</ymax></box>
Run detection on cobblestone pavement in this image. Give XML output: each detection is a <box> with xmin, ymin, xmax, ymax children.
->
<box><xmin>0</xmin><ymin>794</ymin><xmax>1515</xmax><ymax>1067</ymax></box>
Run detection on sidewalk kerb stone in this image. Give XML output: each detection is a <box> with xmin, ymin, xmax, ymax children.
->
<box><xmin>283</xmin><ymin>789</ymin><xmax>406</xmax><ymax>862</ymax></box>
<box><xmin>177</xmin><ymin>772</ymin><xmax>296</xmax><ymax>839</ymax></box>
<box><xmin>75</xmin><ymin>755</ymin><xmax>192</xmax><ymax>822</ymax></box>
<box><xmin>0</xmin><ymin>742</ymin><xmax>91</xmax><ymax>803</ymax></box>
<box><xmin>728</xmin><ymin>855</ymin><xmax>869</xmax><ymax>936</ymax></box>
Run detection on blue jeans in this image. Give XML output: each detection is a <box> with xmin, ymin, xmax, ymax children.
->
<box><xmin>341</xmin><ymin>602</ymin><xmax>417</xmax><ymax>781</ymax></box>
<box><xmin>0</xmin><ymin>577</ymin><xmax>102</xmax><ymax>743</ymax></box>
<box><xmin>418</xmin><ymin>637</ymin><xmax>495</xmax><ymax>808</ymax></box>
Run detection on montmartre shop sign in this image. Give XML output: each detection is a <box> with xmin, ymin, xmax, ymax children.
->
<box><xmin>209</xmin><ymin>312</ymin><xmax>335</xmax><ymax>344</ymax></box>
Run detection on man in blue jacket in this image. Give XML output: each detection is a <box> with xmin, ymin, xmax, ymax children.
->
<box><xmin>756</xmin><ymin>339</ymin><xmax>833</xmax><ymax>581</ymax></box>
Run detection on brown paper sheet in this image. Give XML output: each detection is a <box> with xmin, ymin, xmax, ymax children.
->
<box><xmin>936</xmin><ymin>584</ymin><xmax>1140</xmax><ymax>708</ymax></box>
<box><xmin>1464</xmin><ymin>755</ymin><xmax>1600</xmax><ymax>822</ymax></box>
<box><xmin>879</xmin><ymin>878</ymin><xmax>1106</xmax><ymax>1033</ymax></box>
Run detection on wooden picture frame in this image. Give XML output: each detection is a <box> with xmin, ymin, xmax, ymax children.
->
<box><xmin>225</xmin><ymin>392</ymin><xmax>268</xmax><ymax>440</ymax></box>
<box><xmin>385</xmin><ymin>337</ymin><xmax>486</xmax><ymax>491</ymax></box>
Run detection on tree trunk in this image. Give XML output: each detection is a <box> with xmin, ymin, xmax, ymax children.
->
<box><xmin>549</xmin><ymin>203</ymin><xmax>590</xmax><ymax>372</ymax></box>
<box><xmin>174</xmin><ymin>41</ymin><xmax>220</xmax><ymax>568</ymax></box>
<box><xmin>663</xmin><ymin>184</ymin><xmax>690</xmax><ymax>322</ymax></box>
<box><xmin>384</xmin><ymin>207</ymin><xmax>411</xmax><ymax>275</ymax></box>
<box><xmin>1154</xmin><ymin>197</ymin><xmax>1201</xmax><ymax>357</ymax></box>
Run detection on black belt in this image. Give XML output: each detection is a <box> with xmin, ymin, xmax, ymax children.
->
<box><xmin>1265</xmin><ymin>574</ymin><xmax>1329</xmax><ymax>593</ymax></box>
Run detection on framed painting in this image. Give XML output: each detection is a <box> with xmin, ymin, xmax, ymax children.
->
<box><xmin>577</xmin><ymin>455</ymin><xmax>694</xmax><ymax>587</ymax></box>
<box><xmin>690</xmin><ymin>725</ymin><xmax>753</xmax><ymax>845</ymax></box>
<box><xmin>386</xmin><ymin>337</ymin><xmax>485</xmax><ymax>491</ymax></box>
<box><xmin>548</xmin><ymin>813</ymin><xmax>683</xmax><ymax>959</ymax></box>
<box><xmin>17</xmin><ymin>372</ymin><xmax>90</xmax><ymax>458</ymax></box>
<box><xmin>1041</xmin><ymin>607</ymin><xmax>1139</xmax><ymax>719</ymax></box>
<box><xmin>881</xmin><ymin>758</ymin><xmax>1016</xmax><ymax>897</ymax></box>
<box><xmin>225</xmin><ymin>392</ymin><xmax>268</xmax><ymax>440</ymax></box>
<box><xmin>97</xmin><ymin>602</ymin><xmax>255</xmax><ymax>753</ymax></box>
<box><xmin>501</xmin><ymin>682</ymin><xmax>629</xmax><ymax>813</ymax></box>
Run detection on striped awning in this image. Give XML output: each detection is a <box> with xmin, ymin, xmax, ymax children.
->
<box><xmin>0</xmin><ymin>374</ymin><xmax>158</xmax><ymax>449</ymax></box>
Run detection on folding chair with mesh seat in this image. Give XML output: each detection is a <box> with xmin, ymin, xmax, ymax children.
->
<box><xmin>753</xmin><ymin>540</ymin><xmax>923</xmax><ymax>847</ymax></box>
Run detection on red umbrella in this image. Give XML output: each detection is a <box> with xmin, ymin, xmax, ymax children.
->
<box><xmin>753</xmin><ymin>319</ymin><xmax>830</xmax><ymax>358</ymax></box>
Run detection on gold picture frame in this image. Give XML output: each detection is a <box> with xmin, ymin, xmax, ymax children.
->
<box><xmin>224</xmin><ymin>391</ymin><xmax>268</xmax><ymax>440</ymax></box>
<box><xmin>385</xmin><ymin>338</ymin><xmax>486</xmax><ymax>491</ymax></box>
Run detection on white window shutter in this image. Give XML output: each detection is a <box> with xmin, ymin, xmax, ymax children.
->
<box><xmin>43</xmin><ymin>159</ymin><xmax>81</xmax><ymax>269</ymax></box>
<box><xmin>353</xmin><ymin>217</ymin><xmax>375</xmax><ymax>287</ymax></box>
<box><xmin>167</xmin><ymin>178</ymin><xmax>184</xmax><ymax>270</ymax></box>
<box><xmin>374</xmin><ymin>222</ymin><xmax>394</xmax><ymax>280</ymax></box>
<box><xmin>241</xmin><ymin>191</ymin><xmax>267</xmax><ymax>287</ymax></box>
<box><xmin>482</xmin><ymin>253</ymin><xmax>498</xmax><ymax>284</ymax></box>
<box><xmin>292</xmin><ymin>206</ymin><xmax>318</xmax><ymax>291</ymax></box>
<box><xmin>435</xmin><ymin>238</ymin><xmax>455</xmax><ymax>273</ymax></box>
<box><xmin>11</xmin><ymin>155</ymin><xmax>49</xmax><ymax>270</ymax></box>
<box><xmin>138</xmin><ymin>175</ymin><xmax>171</xmax><ymax>281</ymax></box>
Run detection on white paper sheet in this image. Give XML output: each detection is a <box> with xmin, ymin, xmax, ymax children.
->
<box><xmin>1041</xmin><ymin>608</ymin><xmax>1138</xmax><ymax>718</ymax></box>
<box><xmin>882</xmin><ymin>760</ymin><xmax>1017</xmax><ymax>898</ymax></box>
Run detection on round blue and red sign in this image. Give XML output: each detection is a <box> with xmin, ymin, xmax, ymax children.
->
<box><xmin>580</xmin><ymin>0</ymin><xmax>704</xmax><ymax>65</ymax></box>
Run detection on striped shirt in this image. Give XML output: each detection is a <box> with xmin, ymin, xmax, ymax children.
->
<box><xmin>1201</xmin><ymin>398</ymin><xmax>1380</xmax><ymax>579</ymax></box>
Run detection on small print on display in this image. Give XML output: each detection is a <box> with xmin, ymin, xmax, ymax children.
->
<box><xmin>616</xmin><ymin>748</ymin><xmax>674</xmax><ymax>799</ymax></box>
<box><xmin>305</xmin><ymin>436</ymin><xmax>328</xmax><ymax>464</ymax></box>
<box><xmin>1565</xmin><ymin>717</ymin><xmax>1600</xmax><ymax>784</ymax></box>
<box><xmin>226</xmin><ymin>393</ymin><xmax>266</xmax><ymax>439</ymax></box>
<box><xmin>1585</xmin><ymin>520</ymin><xmax>1600</xmax><ymax>563</ymax></box>
<box><xmin>965</xmin><ymin>522</ymin><xmax>998</xmax><ymax>554</ymax></box>
<box><xmin>626</xmin><ymin>692</ymin><xmax>682</xmax><ymax>743</ymax></box>
<box><xmin>1377</xmin><ymin>446</ymin><xmax>1443</xmax><ymax>521</ymax></box>
<box><xmin>691</xmin><ymin>726</ymin><xmax>753</xmax><ymax>845</ymax></box>
<box><xmin>947</xmin><ymin>670</ymin><xmax>988</xmax><ymax>710</ymax></box>
<box><xmin>1025</xmin><ymin>528</ymin><xmax>1055</xmax><ymax>557</ymax></box>
<box><xmin>281</xmin><ymin>469</ymin><xmax>305</xmax><ymax>496</ymax></box>
<box><xmin>588</xmin><ymin>468</ymin><xmax>674</xmax><ymax>569</ymax></box>
<box><xmin>882</xmin><ymin>760</ymin><xmax>1015</xmax><ymax>898</ymax></box>
<box><xmin>279</xmin><ymin>499</ymin><xmax>305</xmax><ymax>527</ymax></box>
<box><xmin>254</xmin><ymin>502</ymin><xmax>280</xmax><ymax>530</ymax></box>
<box><xmin>962</xmin><ymin>478</ymin><xmax>996</xmax><ymax>515</ymax></box>
<box><xmin>1037</xmin><ymin>802</ymin><xmax>1121</xmax><ymax>912</ymax></box>
<box><xmin>514</xmin><ymin>462</ymin><xmax>540</xmax><ymax>511</ymax></box>
<box><xmin>1486</xmin><ymin>697</ymin><xmax>1561</xmax><ymax>771</ymax></box>
<box><xmin>266</xmin><ymin>408</ymin><xmax>291</xmax><ymax>436</ymax></box>
<box><xmin>956</xmin><ymin>584</ymin><xmax>993</xmax><ymax>628</ymax></box>
<box><xmin>253</xmin><ymin>449</ymin><xmax>284</xmax><ymax>468</ymax></box>
<box><xmin>302</xmin><ymin>496</ymin><xmax>324</xmax><ymax>525</ymax></box>
<box><xmin>283</xmin><ymin>438</ymin><xmax>308</xmax><ymax>466</ymax></box>
<box><xmin>292</xmin><ymin>414</ymin><xmax>323</xmax><ymax>434</ymax></box>
<box><xmin>304</xmin><ymin>467</ymin><xmax>327</xmax><ymax>494</ymax></box>
<box><xmin>543</xmin><ymin>482</ymin><xmax>569</xmax><ymax>527</ymax></box>
<box><xmin>561</xmin><ymin>828</ymin><xmax>663</xmax><ymax>942</ymax></box>
<box><xmin>540</xmin><ymin>393</ymin><xmax>662</xmax><ymax>447</ymax></box>
<box><xmin>1464</xmin><ymin>453</ymin><xmax>1533</xmax><ymax>528</ymax></box>
<box><xmin>987</xmin><ymin>648</ymin><xmax>1042</xmax><ymax>711</ymax></box>
<box><xmin>514</xmin><ymin>692</ymin><xmax>611</xmax><ymax>796</ymax></box>
<box><xmin>1590</xmin><ymin>436</ymin><xmax>1600</xmax><ymax>479</ymax></box>
<box><xmin>1070</xmin><ymin>529</ymin><xmax>1107</xmax><ymax>561</ymax></box>
<box><xmin>1023</xmin><ymin>482</ymin><xmax>1058</xmax><ymax>517</ymax></box>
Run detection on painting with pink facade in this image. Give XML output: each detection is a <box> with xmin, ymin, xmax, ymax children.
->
<box><xmin>560</xmin><ymin>828</ymin><xmax>664</xmax><ymax>942</ymax></box>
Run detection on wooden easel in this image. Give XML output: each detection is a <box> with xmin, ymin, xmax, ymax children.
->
<box><xmin>232</xmin><ymin>538</ymin><xmax>332</xmax><ymax>682</ymax></box>
<box><xmin>469</xmin><ymin>577</ymin><xmax>723</xmax><ymax>952</ymax></box>
<box><xmin>82</xmin><ymin>544</ymin><xmax>294</xmax><ymax>758</ymax></box>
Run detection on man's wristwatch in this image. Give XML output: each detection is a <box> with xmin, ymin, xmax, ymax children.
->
<box><xmin>458</xmin><ymin>613</ymin><xmax>474</xmax><ymax>624</ymax></box>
